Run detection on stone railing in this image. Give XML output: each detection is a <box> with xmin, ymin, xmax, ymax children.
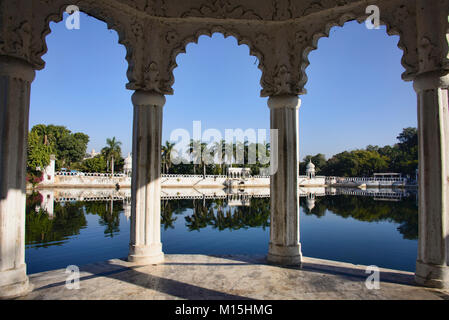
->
<box><xmin>334</xmin><ymin>177</ymin><xmax>407</xmax><ymax>183</ymax></box>
<box><xmin>56</xmin><ymin>172</ymin><xmax>126</xmax><ymax>178</ymax></box>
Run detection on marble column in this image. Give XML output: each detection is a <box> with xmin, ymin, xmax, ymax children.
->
<box><xmin>267</xmin><ymin>95</ymin><xmax>302</xmax><ymax>266</ymax></box>
<box><xmin>128</xmin><ymin>91</ymin><xmax>165</xmax><ymax>265</ymax></box>
<box><xmin>414</xmin><ymin>72</ymin><xmax>449</xmax><ymax>289</ymax></box>
<box><xmin>0</xmin><ymin>56</ymin><xmax>35</xmax><ymax>298</ymax></box>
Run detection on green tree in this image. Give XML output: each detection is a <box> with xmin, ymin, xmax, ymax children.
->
<box><xmin>28</xmin><ymin>125</ymin><xmax>89</xmax><ymax>170</ymax></box>
<box><xmin>188</xmin><ymin>139</ymin><xmax>209</xmax><ymax>176</ymax></box>
<box><xmin>101</xmin><ymin>137</ymin><xmax>122</xmax><ymax>174</ymax></box>
<box><xmin>81</xmin><ymin>155</ymin><xmax>108</xmax><ymax>173</ymax></box>
<box><xmin>27</xmin><ymin>130</ymin><xmax>52</xmax><ymax>172</ymax></box>
<box><xmin>162</xmin><ymin>141</ymin><xmax>176</xmax><ymax>174</ymax></box>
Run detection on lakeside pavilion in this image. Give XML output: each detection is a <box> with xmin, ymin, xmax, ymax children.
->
<box><xmin>0</xmin><ymin>0</ymin><xmax>448</xmax><ymax>298</ymax></box>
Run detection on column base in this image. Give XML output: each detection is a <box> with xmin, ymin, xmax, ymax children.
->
<box><xmin>267</xmin><ymin>244</ymin><xmax>302</xmax><ymax>266</ymax></box>
<box><xmin>415</xmin><ymin>260</ymin><xmax>449</xmax><ymax>289</ymax></box>
<box><xmin>0</xmin><ymin>265</ymin><xmax>33</xmax><ymax>299</ymax></box>
<box><xmin>128</xmin><ymin>244</ymin><xmax>164</xmax><ymax>265</ymax></box>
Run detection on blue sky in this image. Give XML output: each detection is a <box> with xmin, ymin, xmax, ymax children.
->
<box><xmin>30</xmin><ymin>13</ymin><xmax>416</xmax><ymax>160</ymax></box>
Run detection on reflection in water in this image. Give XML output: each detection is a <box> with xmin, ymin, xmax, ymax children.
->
<box><xmin>84</xmin><ymin>201</ymin><xmax>123</xmax><ymax>237</ymax></box>
<box><xmin>26</xmin><ymin>192</ymin><xmax>87</xmax><ymax>247</ymax></box>
<box><xmin>161</xmin><ymin>197</ymin><xmax>271</xmax><ymax>232</ymax></box>
<box><xmin>25</xmin><ymin>187</ymin><xmax>418</xmax><ymax>274</ymax></box>
<box><xmin>300</xmin><ymin>195</ymin><xmax>418</xmax><ymax>240</ymax></box>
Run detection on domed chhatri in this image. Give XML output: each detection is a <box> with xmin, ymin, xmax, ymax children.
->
<box><xmin>124</xmin><ymin>153</ymin><xmax>132</xmax><ymax>176</ymax></box>
<box><xmin>306</xmin><ymin>160</ymin><xmax>316</xmax><ymax>179</ymax></box>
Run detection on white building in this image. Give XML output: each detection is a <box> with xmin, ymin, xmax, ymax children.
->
<box><xmin>298</xmin><ymin>161</ymin><xmax>326</xmax><ymax>187</ymax></box>
<box><xmin>306</xmin><ymin>161</ymin><xmax>316</xmax><ymax>179</ymax></box>
<box><xmin>227</xmin><ymin>167</ymin><xmax>251</xmax><ymax>179</ymax></box>
<box><xmin>124</xmin><ymin>153</ymin><xmax>132</xmax><ymax>176</ymax></box>
<box><xmin>84</xmin><ymin>149</ymin><xmax>100</xmax><ymax>160</ymax></box>
<box><xmin>41</xmin><ymin>155</ymin><xmax>56</xmax><ymax>185</ymax></box>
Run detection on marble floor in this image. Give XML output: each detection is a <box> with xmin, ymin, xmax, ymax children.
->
<box><xmin>18</xmin><ymin>255</ymin><xmax>449</xmax><ymax>300</ymax></box>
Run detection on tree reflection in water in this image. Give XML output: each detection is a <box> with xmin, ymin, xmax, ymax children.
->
<box><xmin>300</xmin><ymin>194</ymin><xmax>418</xmax><ymax>240</ymax></box>
<box><xmin>179</xmin><ymin>198</ymin><xmax>271</xmax><ymax>232</ymax></box>
<box><xmin>84</xmin><ymin>201</ymin><xmax>123</xmax><ymax>237</ymax></box>
<box><xmin>25</xmin><ymin>190</ymin><xmax>418</xmax><ymax>249</ymax></box>
<box><xmin>26</xmin><ymin>192</ymin><xmax>87</xmax><ymax>247</ymax></box>
<box><xmin>159</xmin><ymin>198</ymin><xmax>272</xmax><ymax>231</ymax></box>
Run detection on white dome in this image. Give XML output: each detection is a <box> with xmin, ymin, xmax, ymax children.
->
<box><xmin>306</xmin><ymin>161</ymin><xmax>315</xmax><ymax>170</ymax></box>
<box><xmin>124</xmin><ymin>153</ymin><xmax>132</xmax><ymax>165</ymax></box>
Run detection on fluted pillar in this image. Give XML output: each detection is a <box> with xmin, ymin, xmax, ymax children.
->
<box><xmin>0</xmin><ymin>57</ymin><xmax>35</xmax><ymax>298</ymax></box>
<box><xmin>414</xmin><ymin>72</ymin><xmax>449</xmax><ymax>289</ymax></box>
<box><xmin>128</xmin><ymin>91</ymin><xmax>165</xmax><ymax>265</ymax></box>
<box><xmin>267</xmin><ymin>95</ymin><xmax>302</xmax><ymax>266</ymax></box>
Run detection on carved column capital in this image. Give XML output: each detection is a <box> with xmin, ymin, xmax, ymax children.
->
<box><xmin>0</xmin><ymin>56</ymin><xmax>35</xmax><ymax>82</ymax></box>
<box><xmin>131</xmin><ymin>90</ymin><xmax>166</xmax><ymax>108</ymax></box>
<box><xmin>413</xmin><ymin>71</ymin><xmax>449</xmax><ymax>92</ymax></box>
<box><xmin>267</xmin><ymin>95</ymin><xmax>301</xmax><ymax>110</ymax></box>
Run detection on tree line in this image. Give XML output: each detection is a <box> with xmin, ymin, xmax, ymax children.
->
<box><xmin>27</xmin><ymin>125</ymin><xmax>418</xmax><ymax>179</ymax></box>
<box><xmin>27</xmin><ymin>124</ymin><xmax>124</xmax><ymax>179</ymax></box>
<box><xmin>299</xmin><ymin>127</ymin><xmax>418</xmax><ymax>178</ymax></box>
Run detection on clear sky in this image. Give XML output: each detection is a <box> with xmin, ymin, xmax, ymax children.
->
<box><xmin>30</xmin><ymin>13</ymin><xmax>417</xmax><ymax>160</ymax></box>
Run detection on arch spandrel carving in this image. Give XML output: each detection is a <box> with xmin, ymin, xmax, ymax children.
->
<box><xmin>415</xmin><ymin>0</ymin><xmax>449</xmax><ymax>75</ymax></box>
<box><xmin>120</xmin><ymin>0</ymin><xmax>363</xmax><ymax>21</ymax></box>
<box><xmin>292</xmin><ymin>0</ymin><xmax>420</xmax><ymax>92</ymax></box>
<box><xmin>139</xmin><ymin>20</ymin><xmax>274</xmax><ymax>96</ymax></box>
<box><xmin>1</xmin><ymin>0</ymin><xmax>422</xmax><ymax>96</ymax></box>
<box><xmin>0</xmin><ymin>0</ymin><xmax>145</xmax><ymax>90</ymax></box>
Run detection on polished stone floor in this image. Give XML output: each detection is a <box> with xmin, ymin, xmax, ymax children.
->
<box><xmin>19</xmin><ymin>255</ymin><xmax>449</xmax><ymax>300</ymax></box>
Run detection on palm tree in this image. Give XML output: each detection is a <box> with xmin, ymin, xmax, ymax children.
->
<box><xmin>212</xmin><ymin>139</ymin><xmax>227</xmax><ymax>175</ymax></box>
<box><xmin>162</xmin><ymin>141</ymin><xmax>176</xmax><ymax>174</ymax></box>
<box><xmin>101</xmin><ymin>137</ymin><xmax>122</xmax><ymax>175</ymax></box>
<box><xmin>188</xmin><ymin>139</ymin><xmax>208</xmax><ymax>176</ymax></box>
<box><xmin>223</xmin><ymin>141</ymin><xmax>235</xmax><ymax>174</ymax></box>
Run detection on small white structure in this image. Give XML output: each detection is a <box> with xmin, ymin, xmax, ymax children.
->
<box><xmin>36</xmin><ymin>189</ymin><xmax>54</xmax><ymax>219</ymax></box>
<box><xmin>124</xmin><ymin>153</ymin><xmax>132</xmax><ymax>176</ymax></box>
<box><xmin>227</xmin><ymin>193</ymin><xmax>251</xmax><ymax>207</ymax></box>
<box><xmin>306</xmin><ymin>161</ymin><xmax>316</xmax><ymax>179</ymax></box>
<box><xmin>123</xmin><ymin>197</ymin><xmax>131</xmax><ymax>222</ymax></box>
<box><xmin>298</xmin><ymin>161</ymin><xmax>326</xmax><ymax>187</ymax></box>
<box><xmin>227</xmin><ymin>167</ymin><xmax>251</xmax><ymax>179</ymax></box>
<box><xmin>84</xmin><ymin>149</ymin><xmax>100</xmax><ymax>160</ymax></box>
<box><xmin>41</xmin><ymin>155</ymin><xmax>56</xmax><ymax>185</ymax></box>
<box><xmin>305</xmin><ymin>193</ymin><xmax>316</xmax><ymax>211</ymax></box>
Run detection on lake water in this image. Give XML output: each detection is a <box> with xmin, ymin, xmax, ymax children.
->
<box><xmin>25</xmin><ymin>188</ymin><xmax>418</xmax><ymax>274</ymax></box>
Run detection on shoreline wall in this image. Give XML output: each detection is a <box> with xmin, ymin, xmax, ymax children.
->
<box><xmin>33</xmin><ymin>173</ymin><xmax>414</xmax><ymax>190</ymax></box>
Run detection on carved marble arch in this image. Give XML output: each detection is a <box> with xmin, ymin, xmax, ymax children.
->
<box><xmin>30</xmin><ymin>0</ymin><xmax>138</xmax><ymax>87</ymax></box>
<box><xmin>295</xmin><ymin>1</ymin><xmax>419</xmax><ymax>92</ymax></box>
<box><xmin>152</xmin><ymin>24</ymin><xmax>267</xmax><ymax>96</ymax></box>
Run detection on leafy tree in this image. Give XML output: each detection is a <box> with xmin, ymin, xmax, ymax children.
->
<box><xmin>57</xmin><ymin>132</ymin><xmax>89</xmax><ymax>168</ymax></box>
<box><xmin>28</xmin><ymin>124</ymin><xmax>90</xmax><ymax>170</ymax></box>
<box><xmin>397</xmin><ymin>127</ymin><xmax>418</xmax><ymax>151</ymax></box>
<box><xmin>80</xmin><ymin>155</ymin><xmax>108</xmax><ymax>173</ymax></box>
<box><xmin>27</xmin><ymin>129</ymin><xmax>52</xmax><ymax>172</ymax></box>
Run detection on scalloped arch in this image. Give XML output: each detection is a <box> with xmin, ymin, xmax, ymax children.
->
<box><xmin>34</xmin><ymin>2</ymin><xmax>133</xmax><ymax>79</ymax></box>
<box><xmin>299</xmin><ymin>11</ymin><xmax>418</xmax><ymax>91</ymax></box>
<box><xmin>166</xmin><ymin>26</ymin><xmax>266</xmax><ymax>93</ymax></box>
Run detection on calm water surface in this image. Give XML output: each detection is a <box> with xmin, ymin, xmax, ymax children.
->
<box><xmin>25</xmin><ymin>190</ymin><xmax>418</xmax><ymax>274</ymax></box>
